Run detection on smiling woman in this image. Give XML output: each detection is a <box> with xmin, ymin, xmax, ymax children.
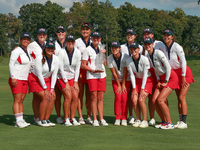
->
<box><xmin>8</xmin><ymin>32</ymin><xmax>32</xmax><ymax>128</ymax></box>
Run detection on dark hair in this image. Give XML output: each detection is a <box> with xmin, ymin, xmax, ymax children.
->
<box><xmin>42</xmin><ymin>48</ymin><xmax>46</xmax><ymax>64</ymax></box>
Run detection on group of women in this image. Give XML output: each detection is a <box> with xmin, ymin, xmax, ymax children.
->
<box><xmin>9</xmin><ymin>23</ymin><xmax>194</xmax><ymax>129</ymax></box>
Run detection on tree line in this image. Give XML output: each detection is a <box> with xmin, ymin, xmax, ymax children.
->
<box><xmin>0</xmin><ymin>0</ymin><xmax>199</xmax><ymax>56</ymax></box>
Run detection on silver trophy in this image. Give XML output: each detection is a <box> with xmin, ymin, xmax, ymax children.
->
<box><xmin>95</xmin><ymin>44</ymin><xmax>106</xmax><ymax>71</ymax></box>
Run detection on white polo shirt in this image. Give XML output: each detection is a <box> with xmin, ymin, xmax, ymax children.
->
<box><xmin>58</xmin><ymin>48</ymin><xmax>81</xmax><ymax>82</ymax></box>
<box><xmin>27</xmin><ymin>41</ymin><xmax>46</xmax><ymax>71</ymax></box>
<box><xmin>9</xmin><ymin>46</ymin><xmax>31</xmax><ymax>80</ymax></box>
<box><xmin>107</xmin><ymin>53</ymin><xmax>130</xmax><ymax>82</ymax></box>
<box><xmin>126</xmin><ymin>55</ymin><xmax>150</xmax><ymax>89</ymax></box>
<box><xmin>146</xmin><ymin>49</ymin><xmax>171</xmax><ymax>81</ymax></box>
<box><xmin>163</xmin><ymin>42</ymin><xmax>186</xmax><ymax>76</ymax></box>
<box><xmin>32</xmin><ymin>54</ymin><xmax>59</xmax><ymax>89</ymax></box>
<box><xmin>82</xmin><ymin>45</ymin><xmax>106</xmax><ymax>79</ymax></box>
<box><xmin>75</xmin><ymin>37</ymin><xmax>92</xmax><ymax>59</ymax></box>
<box><xmin>54</xmin><ymin>40</ymin><xmax>65</xmax><ymax>56</ymax></box>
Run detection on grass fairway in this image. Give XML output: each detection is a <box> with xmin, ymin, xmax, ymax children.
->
<box><xmin>0</xmin><ymin>55</ymin><xmax>200</xmax><ymax>150</ymax></box>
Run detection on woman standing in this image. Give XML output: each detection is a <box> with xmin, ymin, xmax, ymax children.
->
<box><xmin>75</xmin><ymin>23</ymin><xmax>92</xmax><ymax>125</ymax></box>
<box><xmin>29</xmin><ymin>41</ymin><xmax>59</xmax><ymax>127</ymax></box>
<box><xmin>54</xmin><ymin>25</ymin><xmax>67</xmax><ymax>124</ymax></box>
<box><xmin>144</xmin><ymin>37</ymin><xmax>179</xmax><ymax>129</ymax></box>
<box><xmin>107</xmin><ymin>41</ymin><xmax>131</xmax><ymax>126</ymax></box>
<box><xmin>121</xmin><ymin>29</ymin><xmax>143</xmax><ymax>124</ymax></box>
<box><xmin>126</xmin><ymin>42</ymin><xmax>153</xmax><ymax>128</ymax></box>
<box><xmin>57</xmin><ymin>35</ymin><xmax>81</xmax><ymax>126</ymax></box>
<box><xmin>9</xmin><ymin>32</ymin><xmax>32</xmax><ymax>128</ymax></box>
<box><xmin>163</xmin><ymin>29</ymin><xmax>194</xmax><ymax>129</ymax></box>
<box><xmin>81</xmin><ymin>32</ymin><xmax>108</xmax><ymax>127</ymax></box>
<box><xmin>142</xmin><ymin>28</ymin><xmax>166</xmax><ymax>126</ymax></box>
<box><xmin>28</xmin><ymin>28</ymin><xmax>47</xmax><ymax>124</ymax></box>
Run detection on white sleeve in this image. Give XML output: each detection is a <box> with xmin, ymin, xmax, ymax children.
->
<box><xmin>74</xmin><ymin>52</ymin><xmax>81</xmax><ymax>82</ymax></box>
<box><xmin>141</xmin><ymin>60</ymin><xmax>150</xmax><ymax>89</ymax></box>
<box><xmin>9</xmin><ymin>50</ymin><xmax>19</xmax><ymax>79</ymax></box>
<box><xmin>58</xmin><ymin>51</ymin><xmax>68</xmax><ymax>83</ymax></box>
<box><xmin>159</xmin><ymin>51</ymin><xmax>171</xmax><ymax>81</ymax></box>
<box><xmin>127</xmin><ymin>63</ymin><xmax>136</xmax><ymax>88</ymax></box>
<box><xmin>82</xmin><ymin>48</ymin><xmax>89</xmax><ymax>60</ymax></box>
<box><xmin>51</xmin><ymin>59</ymin><xmax>59</xmax><ymax>89</ymax></box>
<box><xmin>176</xmin><ymin>45</ymin><xmax>186</xmax><ymax>76</ymax></box>
<box><xmin>34</xmin><ymin>57</ymin><xmax>47</xmax><ymax>89</ymax></box>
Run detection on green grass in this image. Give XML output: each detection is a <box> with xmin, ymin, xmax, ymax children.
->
<box><xmin>0</xmin><ymin>55</ymin><xmax>200</xmax><ymax>150</ymax></box>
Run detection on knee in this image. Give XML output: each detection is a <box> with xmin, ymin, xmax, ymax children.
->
<box><xmin>178</xmin><ymin>95</ymin><xmax>186</xmax><ymax>102</ymax></box>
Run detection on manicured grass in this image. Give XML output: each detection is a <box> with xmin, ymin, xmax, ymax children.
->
<box><xmin>0</xmin><ymin>55</ymin><xmax>200</xmax><ymax>150</ymax></box>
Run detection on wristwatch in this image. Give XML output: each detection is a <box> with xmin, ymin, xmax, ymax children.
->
<box><xmin>165</xmin><ymin>80</ymin><xmax>169</xmax><ymax>83</ymax></box>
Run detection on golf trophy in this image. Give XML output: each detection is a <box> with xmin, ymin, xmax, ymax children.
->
<box><xmin>95</xmin><ymin>44</ymin><xmax>106</xmax><ymax>71</ymax></box>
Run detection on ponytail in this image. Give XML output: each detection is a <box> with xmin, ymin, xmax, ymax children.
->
<box><xmin>42</xmin><ymin>48</ymin><xmax>46</xmax><ymax>64</ymax></box>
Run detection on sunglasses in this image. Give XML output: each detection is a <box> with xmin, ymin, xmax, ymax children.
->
<box><xmin>57</xmin><ymin>30</ymin><xmax>65</xmax><ymax>33</ymax></box>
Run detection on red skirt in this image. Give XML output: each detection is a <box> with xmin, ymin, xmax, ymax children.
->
<box><xmin>79</xmin><ymin>68</ymin><xmax>87</xmax><ymax>84</ymax></box>
<box><xmin>56</xmin><ymin>78</ymin><xmax>74</xmax><ymax>90</ymax></box>
<box><xmin>149</xmin><ymin>67</ymin><xmax>157</xmax><ymax>90</ymax></box>
<box><xmin>8</xmin><ymin>78</ymin><xmax>28</xmax><ymax>94</ymax></box>
<box><xmin>135</xmin><ymin>77</ymin><xmax>153</xmax><ymax>94</ymax></box>
<box><xmin>28</xmin><ymin>72</ymin><xmax>51</xmax><ymax>93</ymax></box>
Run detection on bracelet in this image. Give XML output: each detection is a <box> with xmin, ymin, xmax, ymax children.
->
<box><xmin>165</xmin><ymin>80</ymin><xmax>169</xmax><ymax>83</ymax></box>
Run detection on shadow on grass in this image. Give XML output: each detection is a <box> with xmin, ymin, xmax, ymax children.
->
<box><xmin>0</xmin><ymin>114</ymin><xmax>116</xmax><ymax>126</ymax></box>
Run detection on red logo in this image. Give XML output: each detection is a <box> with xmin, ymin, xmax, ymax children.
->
<box><xmin>31</xmin><ymin>52</ymin><xmax>36</xmax><ymax>59</ymax></box>
<box><xmin>17</xmin><ymin>56</ymin><xmax>22</xmax><ymax>64</ymax></box>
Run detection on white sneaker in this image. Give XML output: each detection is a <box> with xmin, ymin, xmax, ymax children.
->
<box><xmin>93</xmin><ymin>120</ymin><xmax>99</xmax><ymax>127</ymax></box>
<box><xmin>139</xmin><ymin>120</ymin><xmax>149</xmax><ymax>128</ymax></box>
<box><xmin>37</xmin><ymin>120</ymin><xmax>50</xmax><ymax>127</ymax></box>
<box><xmin>114</xmin><ymin>119</ymin><xmax>120</xmax><ymax>126</ymax></box>
<box><xmin>63</xmin><ymin>118</ymin><xmax>72</xmax><ymax>126</ymax></box>
<box><xmin>22</xmin><ymin>119</ymin><xmax>31</xmax><ymax>127</ymax></box>
<box><xmin>46</xmin><ymin>120</ymin><xmax>56</xmax><ymax>127</ymax></box>
<box><xmin>56</xmin><ymin>117</ymin><xmax>63</xmax><ymax>124</ymax></box>
<box><xmin>132</xmin><ymin>120</ymin><xmax>141</xmax><ymax>127</ymax></box>
<box><xmin>34</xmin><ymin>118</ymin><xmax>39</xmax><ymax>124</ymax></box>
<box><xmin>149</xmin><ymin>118</ymin><xmax>155</xmax><ymax>126</ymax></box>
<box><xmin>177</xmin><ymin>121</ymin><xmax>187</xmax><ymax>129</ymax></box>
<box><xmin>160</xmin><ymin>122</ymin><xmax>174</xmax><ymax>130</ymax></box>
<box><xmin>15</xmin><ymin>120</ymin><xmax>27</xmax><ymax>128</ymax></box>
<box><xmin>86</xmin><ymin>117</ymin><xmax>93</xmax><ymax>124</ymax></box>
<box><xmin>71</xmin><ymin>118</ymin><xmax>81</xmax><ymax>126</ymax></box>
<box><xmin>128</xmin><ymin>116</ymin><xmax>135</xmax><ymax>124</ymax></box>
<box><xmin>121</xmin><ymin>120</ymin><xmax>127</xmax><ymax>126</ymax></box>
<box><xmin>174</xmin><ymin>121</ymin><xmax>181</xmax><ymax>128</ymax></box>
<box><xmin>79</xmin><ymin>117</ymin><xmax>86</xmax><ymax>125</ymax></box>
<box><xmin>155</xmin><ymin>122</ymin><xmax>165</xmax><ymax>129</ymax></box>
<box><xmin>100</xmin><ymin>119</ymin><xmax>108</xmax><ymax>126</ymax></box>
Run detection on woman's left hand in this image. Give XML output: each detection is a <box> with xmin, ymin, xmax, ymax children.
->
<box><xmin>50</xmin><ymin>90</ymin><xmax>56</xmax><ymax>100</ymax></box>
<box><xmin>121</xmin><ymin>85</ymin><xmax>127</xmax><ymax>94</ymax></box>
<box><xmin>139</xmin><ymin>89</ymin><xmax>147</xmax><ymax>100</ymax></box>
<box><xmin>182</xmin><ymin>77</ymin><xmax>188</xmax><ymax>89</ymax></box>
<box><xmin>161</xmin><ymin>82</ymin><xmax>167</xmax><ymax>87</ymax></box>
<box><xmin>73</xmin><ymin>82</ymin><xmax>79</xmax><ymax>92</ymax></box>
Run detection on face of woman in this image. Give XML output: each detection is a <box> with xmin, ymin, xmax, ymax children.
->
<box><xmin>37</xmin><ymin>33</ymin><xmax>47</xmax><ymax>43</ymax></box>
<box><xmin>56</xmin><ymin>30</ymin><xmax>66</xmax><ymax>40</ymax></box>
<box><xmin>111</xmin><ymin>46</ymin><xmax>120</xmax><ymax>55</ymax></box>
<box><xmin>143</xmin><ymin>32</ymin><xmax>154</xmax><ymax>39</ymax></box>
<box><xmin>91</xmin><ymin>36</ymin><xmax>101</xmax><ymax>45</ymax></box>
<box><xmin>144</xmin><ymin>43</ymin><xmax>153</xmax><ymax>52</ymax></box>
<box><xmin>130</xmin><ymin>47</ymin><xmax>139</xmax><ymax>57</ymax></box>
<box><xmin>45</xmin><ymin>48</ymin><xmax>55</xmax><ymax>57</ymax></box>
<box><xmin>126</xmin><ymin>33</ymin><xmax>136</xmax><ymax>42</ymax></box>
<box><xmin>81</xmin><ymin>27</ymin><xmax>91</xmax><ymax>38</ymax></box>
<box><xmin>163</xmin><ymin>33</ymin><xmax>174</xmax><ymax>44</ymax></box>
<box><xmin>66</xmin><ymin>40</ymin><xmax>75</xmax><ymax>50</ymax></box>
<box><xmin>20</xmin><ymin>37</ymin><xmax>31</xmax><ymax>48</ymax></box>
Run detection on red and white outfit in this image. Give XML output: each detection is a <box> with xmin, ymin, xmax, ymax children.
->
<box><xmin>75</xmin><ymin>37</ymin><xmax>92</xmax><ymax>83</ymax></box>
<box><xmin>107</xmin><ymin>53</ymin><xmax>131</xmax><ymax>120</ymax></box>
<box><xmin>28</xmin><ymin>40</ymin><xmax>46</xmax><ymax>71</ymax></box>
<box><xmin>54</xmin><ymin>40</ymin><xmax>65</xmax><ymax>56</ymax></box>
<box><xmin>82</xmin><ymin>45</ymin><xmax>106</xmax><ymax>91</ymax></box>
<box><xmin>126</xmin><ymin>54</ymin><xmax>153</xmax><ymax>94</ymax></box>
<box><xmin>146</xmin><ymin>49</ymin><xmax>179</xmax><ymax>89</ymax></box>
<box><xmin>163</xmin><ymin>42</ymin><xmax>194</xmax><ymax>86</ymax></box>
<box><xmin>28</xmin><ymin>55</ymin><xmax>59</xmax><ymax>93</ymax></box>
<box><xmin>8</xmin><ymin>46</ymin><xmax>31</xmax><ymax>93</ymax></box>
<box><xmin>56</xmin><ymin>48</ymin><xmax>81</xmax><ymax>89</ymax></box>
